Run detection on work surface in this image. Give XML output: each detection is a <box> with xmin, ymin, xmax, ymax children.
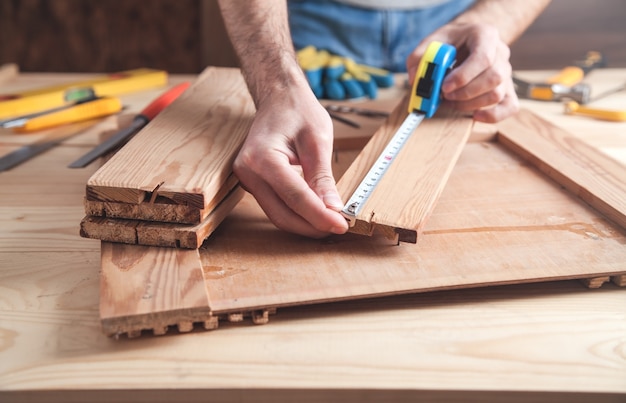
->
<box><xmin>1</xmin><ymin>70</ymin><xmax>626</xmax><ymax>402</ymax></box>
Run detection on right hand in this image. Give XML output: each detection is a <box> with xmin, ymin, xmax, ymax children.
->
<box><xmin>233</xmin><ymin>81</ymin><xmax>349</xmax><ymax>238</ymax></box>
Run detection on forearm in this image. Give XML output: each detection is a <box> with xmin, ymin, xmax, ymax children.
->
<box><xmin>217</xmin><ymin>0</ymin><xmax>308</xmax><ymax>106</ymax></box>
<box><xmin>452</xmin><ymin>0</ymin><xmax>551</xmax><ymax>44</ymax></box>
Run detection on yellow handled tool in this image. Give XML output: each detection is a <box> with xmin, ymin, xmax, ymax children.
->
<box><xmin>10</xmin><ymin>97</ymin><xmax>122</xmax><ymax>133</ymax></box>
<box><xmin>564</xmin><ymin>101</ymin><xmax>626</xmax><ymax>122</ymax></box>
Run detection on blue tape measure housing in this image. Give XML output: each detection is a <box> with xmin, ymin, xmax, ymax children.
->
<box><xmin>413</xmin><ymin>43</ymin><xmax>456</xmax><ymax>118</ymax></box>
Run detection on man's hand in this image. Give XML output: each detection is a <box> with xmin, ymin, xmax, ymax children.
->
<box><xmin>407</xmin><ymin>22</ymin><xmax>519</xmax><ymax>123</ymax></box>
<box><xmin>233</xmin><ymin>81</ymin><xmax>349</xmax><ymax>238</ymax></box>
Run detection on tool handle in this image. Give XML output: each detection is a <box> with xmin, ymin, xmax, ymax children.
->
<box><xmin>564</xmin><ymin>101</ymin><xmax>626</xmax><ymax>122</ymax></box>
<box><xmin>546</xmin><ymin>66</ymin><xmax>585</xmax><ymax>87</ymax></box>
<box><xmin>13</xmin><ymin>97</ymin><xmax>122</xmax><ymax>133</ymax></box>
<box><xmin>140</xmin><ymin>82</ymin><xmax>190</xmax><ymax>121</ymax></box>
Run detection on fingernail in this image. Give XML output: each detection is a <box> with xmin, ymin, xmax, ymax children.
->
<box><xmin>331</xmin><ymin>225</ymin><xmax>348</xmax><ymax>234</ymax></box>
<box><xmin>323</xmin><ymin>192</ymin><xmax>344</xmax><ymax>211</ymax></box>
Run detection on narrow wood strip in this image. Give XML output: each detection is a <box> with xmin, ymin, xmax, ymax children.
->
<box><xmin>100</xmin><ymin>242</ymin><xmax>211</xmax><ymax>337</ymax></box>
<box><xmin>337</xmin><ymin>94</ymin><xmax>473</xmax><ymax>242</ymax></box>
<box><xmin>84</xmin><ymin>173</ymin><xmax>239</xmax><ymax>224</ymax></box>
<box><xmin>81</xmin><ymin>186</ymin><xmax>244</xmax><ymax>248</ymax></box>
<box><xmin>86</xmin><ymin>67</ymin><xmax>254</xmax><ymax>211</ymax></box>
<box><xmin>497</xmin><ymin>108</ymin><xmax>626</xmax><ymax>230</ymax></box>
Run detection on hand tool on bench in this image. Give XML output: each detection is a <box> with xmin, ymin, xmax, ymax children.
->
<box><xmin>564</xmin><ymin>101</ymin><xmax>626</xmax><ymax>122</ymax></box>
<box><xmin>513</xmin><ymin>51</ymin><xmax>606</xmax><ymax>104</ymax></box>
<box><xmin>68</xmin><ymin>82</ymin><xmax>190</xmax><ymax>168</ymax></box>
<box><xmin>0</xmin><ymin>68</ymin><xmax>167</xmax><ymax>119</ymax></box>
<box><xmin>0</xmin><ymin>120</ymin><xmax>99</xmax><ymax>172</ymax></box>
<box><xmin>1</xmin><ymin>96</ymin><xmax>122</xmax><ymax>133</ymax></box>
<box><xmin>341</xmin><ymin>40</ymin><xmax>456</xmax><ymax>225</ymax></box>
<box><xmin>324</xmin><ymin>104</ymin><xmax>390</xmax><ymax>128</ymax></box>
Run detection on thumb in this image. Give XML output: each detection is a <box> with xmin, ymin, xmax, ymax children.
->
<box><xmin>299</xmin><ymin>149</ymin><xmax>344</xmax><ymax>211</ymax></box>
<box><xmin>307</xmin><ymin>164</ymin><xmax>344</xmax><ymax>212</ymax></box>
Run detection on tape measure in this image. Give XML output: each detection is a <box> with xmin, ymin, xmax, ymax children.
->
<box><xmin>341</xmin><ymin>41</ymin><xmax>456</xmax><ymax>225</ymax></box>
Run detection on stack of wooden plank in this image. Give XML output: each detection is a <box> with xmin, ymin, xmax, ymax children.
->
<box><xmin>79</xmin><ymin>67</ymin><xmax>255</xmax><ymax>248</ymax></box>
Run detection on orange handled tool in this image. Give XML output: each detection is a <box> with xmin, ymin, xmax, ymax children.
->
<box><xmin>68</xmin><ymin>82</ymin><xmax>190</xmax><ymax>168</ymax></box>
<box><xmin>10</xmin><ymin>96</ymin><xmax>122</xmax><ymax>133</ymax></box>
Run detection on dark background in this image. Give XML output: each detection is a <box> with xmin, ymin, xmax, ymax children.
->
<box><xmin>1</xmin><ymin>0</ymin><xmax>625</xmax><ymax>73</ymax></box>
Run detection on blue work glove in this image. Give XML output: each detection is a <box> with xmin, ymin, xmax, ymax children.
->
<box><xmin>296</xmin><ymin>46</ymin><xmax>394</xmax><ymax>100</ymax></box>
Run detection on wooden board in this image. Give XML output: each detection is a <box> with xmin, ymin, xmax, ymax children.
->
<box><xmin>83</xmin><ymin>173</ymin><xmax>239</xmax><ymax>224</ymax></box>
<box><xmin>100</xmin><ymin>139</ymin><xmax>626</xmax><ymax>337</ymax></box>
<box><xmin>497</xmin><ymin>108</ymin><xmax>626</xmax><ymax>230</ymax></box>
<box><xmin>80</xmin><ymin>186</ymin><xmax>245</xmax><ymax>249</ymax></box>
<box><xmin>99</xmin><ymin>242</ymin><xmax>215</xmax><ymax>338</ymax></box>
<box><xmin>85</xmin><ymin>66</ymin><xmax>254</xmax><ymax>224</ymax></box>
<box><xmin>337</xmin><ymin>95</ymin><xmax>474</xmax><ymax>243</ymax></box>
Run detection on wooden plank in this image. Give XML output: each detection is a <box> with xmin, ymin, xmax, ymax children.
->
<box><xmin>99</xmin><ymin>242</ymin><xmax>213</xmax><ymax>337</ymax></box>
<box><xmin>337</xmin><ymin>95</ymin><xmax>473</xmax><ymax>242</ymax></box>
<box><xmin>497</xmin><ymin>108</ymin><xmax>626</xmax><ymax>230</ymax></box>
<box><xmin>81</xmin><ymin>186</ymin><xmax>245</xmax><ymax>248</ymax></box>
<box><xmin>85</xmin><ymin>66</ymin><xmax>254</xmax><ymax>222</ymax></box>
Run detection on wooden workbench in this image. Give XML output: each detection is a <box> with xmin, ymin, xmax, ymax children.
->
<box><xmin>1</xmin><ymin>70</ymin><xmax>625</xmax><ymax>402</ymax></box>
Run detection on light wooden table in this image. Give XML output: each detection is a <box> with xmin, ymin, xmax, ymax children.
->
<box><xmin>1</xmin><ymin>70</ymin><xmax>625</xmax><ymax>403</ymax></box>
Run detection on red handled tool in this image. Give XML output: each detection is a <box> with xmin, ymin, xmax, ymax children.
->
<box><xmin>68</xmin><ymin>82</ymin><xmax>190</xmax><ymax>168</ymax></box>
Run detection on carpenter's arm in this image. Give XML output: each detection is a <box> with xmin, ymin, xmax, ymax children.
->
<box><xmin>217</xmin><ymin>0</ymin><xmax>348</xmax><ymax>238</ymax></box>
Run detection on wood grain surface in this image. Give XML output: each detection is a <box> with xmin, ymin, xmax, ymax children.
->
<box><xmin>497</xmin><ymin>108</ymin><xmax>626</xmax><ymax>230</ymax></box>
<box><xmin>201</xmin><ymin>142</ymin><xmax>626</xmax><ymax>314</ymax></box>
<box><xmin>337</xmin><ymin>95</ymin><xmax>473</xmax><ymax>242</ymax></box>
<box><xmin>86</xmin><ymin>67</ymin><xmax>253</xmax><ymax>227</ymax></box>
<box><xmin>100</xmin><ymin>242</ymin><xmax>212</xmax><ymax>337</ymax></box>
<box><xmin>2</xmin><ymin>71</ymin><xmax>626</xmax><ymax>402</ymax></box>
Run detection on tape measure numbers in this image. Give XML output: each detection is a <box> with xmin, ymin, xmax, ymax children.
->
<box><xmin>341</xmin><ymin>41</ymin><xmax>456</xmax><ymax>225</ymax></box>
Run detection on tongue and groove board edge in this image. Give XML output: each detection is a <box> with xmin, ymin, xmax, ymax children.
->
<box><xmin>100</xmin><ymin>108</ymin><xmax>626</xmax><ymax>338</ymax></box>
<box><xmin>336</xmin><ymin>95</ymin><xmax>474</xmax><ymax>243</ymax></box>
<box><xmin>85</xmin><ymin>66</ymin><xmax>254</xmax><ymax>224</ymax></box>
<box><xmin>81</xmin><ymin>186</ymin><xmax>245</xmax><ymax>249</ymax></box>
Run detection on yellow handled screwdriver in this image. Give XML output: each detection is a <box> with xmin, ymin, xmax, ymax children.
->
<box><xmin>5</xmin><ymin>96</ymin><xmax>122</xmax><ymax>133</ymax></box>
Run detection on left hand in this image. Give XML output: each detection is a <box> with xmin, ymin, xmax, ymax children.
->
<box><xmin>407</xmin><ymin>22</ymin><xmax>519</xmax><ymax>123</ymax></box>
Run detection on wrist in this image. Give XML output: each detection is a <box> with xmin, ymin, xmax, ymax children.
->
<box><xmin>242</xmin><ymin>52</ymin><xmax>312</xmax><ymax>108</ymax></box>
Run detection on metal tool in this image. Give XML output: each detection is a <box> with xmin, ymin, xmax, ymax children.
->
<box><xmin>341</xmin><ymin>41</ymin><xmax>456</xmax><ymax>225</ymax></box>
<box><xmin>68</xmin><ymin>82</ymin><xmax>190</xmax><ymax>168</ymax></box>
<box><xmin>0</xmin><ymin>120</ymin><xmax>98</xmax><ymax>172</ymax></box>
<box><xmin>513</xmin><ymin>51</ymin><xmax>606</xmax><ymax>104</ymax></box>
<box><xmin>2</xmin><ymin>96</ymin><xmax>122</xmax><ymax>133</ymax></box>
<box><xmin>325</xmin><ymin>104</ymin><xmax>390</xmax><ymax>128</ymax></box>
